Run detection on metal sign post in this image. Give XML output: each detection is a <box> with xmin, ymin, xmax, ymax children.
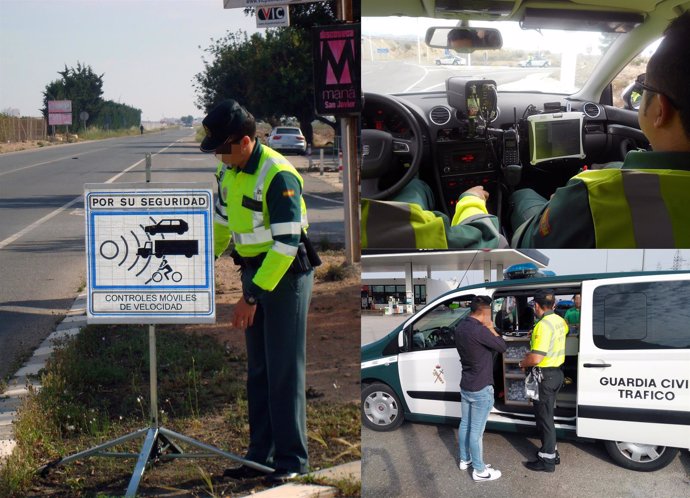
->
<box><xmin>38</xmin><ymin>154</ymin><xmax>273</xmax><ymax>497</ymax></box>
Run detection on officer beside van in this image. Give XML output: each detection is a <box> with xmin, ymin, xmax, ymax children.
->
<box><xmin>200</xmin><ymin>99</ymin><xmax>317</xmax><ymax>483</ymax></box>
<box><xmin>518</xmin><ymin>289</ymin><xmax>568</xmax><ymax>472</ymax></box>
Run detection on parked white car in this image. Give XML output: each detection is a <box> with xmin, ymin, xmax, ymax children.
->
<box><xmin>435</xmin><ymin>55</ymin><xmax>465</xmax><ymax>65</ymax></box>
<box><xmin>267</xmin><ymin>127</ymin><xmax>307</xmax><ymax>154</ymax></box>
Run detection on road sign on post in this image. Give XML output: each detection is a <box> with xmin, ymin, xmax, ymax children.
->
<box><xmin>312</xmin><ymin>23</ymin><xmax>361</xmax><ymax>116</ymax></box>
<box><xmin>223</xmin><ymin>0</ymin><xmax>317</xmax><ymax>7</ymax></box>
<box><xmin>84</xmin><ymin>183</ymin><xmax>215</xmax><ymax>324</ymax></box>
<box><xmin>48</xmin><ymin>100</ymin><xmax>73</xmax><ymax>126</ymax></box>
<box><xmin>256</xmin><ymin>6</ymin><xmax>290</xmax><ymax>27</ymax></box>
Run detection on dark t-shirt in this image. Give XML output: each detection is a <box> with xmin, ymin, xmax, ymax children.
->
<box><xmin>455</xmin><ymin>316</ymin><xmax>507</xmax><ymax>392</ymax></box>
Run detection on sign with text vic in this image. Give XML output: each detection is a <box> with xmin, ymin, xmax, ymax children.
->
<box><xmin>84</xmin><ymin>183</ymin><xmax>215</xmax><ymax>324</ymax></box>
<box><xmin>312</xmin><ymin>24</ymin><xmax>361</xmax><ymax>116</ymax></box>
<box><xmin>256</xmin><ymin>6</ymin><xmax>289</xmax><ymax>27</ymax></box>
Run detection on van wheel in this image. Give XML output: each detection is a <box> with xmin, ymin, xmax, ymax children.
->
<box><xmin>603</xmin><ymin>440</ymin><xmax>678</xmax><ymax>471</ymax></box>
<box><xmin>362</xmin><ymin>383</ymin><xmax>404</xmax><ymax>431</ymax></box>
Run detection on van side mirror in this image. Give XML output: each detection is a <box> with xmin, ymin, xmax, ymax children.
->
<box><xmin>398</xmin><ymin>330</ymin><xmax>404</xmax><ymax>349</ymax></box>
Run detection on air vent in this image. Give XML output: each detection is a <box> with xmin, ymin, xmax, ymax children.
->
<box><xmin>583</xmin><ymin>102</ymin><xmax>601</xmax><ymax>118</ymax></box>
<box><xmin>429</xmin><ymin>106</ymin><xmax>452</xmax><ymax>126</ymax></box>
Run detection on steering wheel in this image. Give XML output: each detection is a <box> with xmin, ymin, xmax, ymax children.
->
<box><xmin>361</xmin><ymin>92</ymin><xmax>425</xmax><ymax>200</ymax></box>
<box><xmin>427</xmin><ymin>326</ymin><xmax>453</xmax><ymax>348</ymax></box>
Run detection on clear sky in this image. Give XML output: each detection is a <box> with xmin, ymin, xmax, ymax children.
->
<box><xmin>0</xmin><ymin>0</ymin><xmax>261</xmax><ymax>120</ymax></box>
<box><xmin>363</xmin><ymin>250</ymin><xmax>690</xmax><ymax>287</ymax></box>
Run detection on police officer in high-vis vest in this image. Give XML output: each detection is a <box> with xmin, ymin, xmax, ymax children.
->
<box><xmin>200</xmin><ymin>100</ymin><xmax>316</xmax><ymax>483</ymax></box>
<box><xmin>518</xmin><ymin>289</ymin><xmax>568</xmax><ymax>473</ymax></box>
<box><xmin>510</xmin><ymin>11</ymin><xmax>690</xmax><ymax>248</ymax></box>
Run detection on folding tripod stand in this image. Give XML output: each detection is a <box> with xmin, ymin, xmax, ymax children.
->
<box><xmin>38</xmin><ymin>324</ymin><xmax>273</xmax><ymax>497</ymax></box>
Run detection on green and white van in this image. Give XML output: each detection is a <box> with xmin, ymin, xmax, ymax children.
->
<box><xmin>361</xmin><ymin>271</ymin><xmax>690</xmax><ymax>471</ymax></box>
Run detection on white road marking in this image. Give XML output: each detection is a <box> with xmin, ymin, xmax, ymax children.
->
<box><xmin>304</xmin><ymin>193</ymin><xmax>343</xmax><ymax>205</ymax></box>
<box><xmin>402</xmin><ymin>62</ymin><xmax>430</xmax><ymax>93</ymax></box>
<box><xmin>0</xmin><ymin>148</ymin><xmax>108</xmax><ymax>178</ymax></box>
<box><xmin>0</xmin><ymin>139</ymin><xmax>183</xmax><ymax>250</ymax></box>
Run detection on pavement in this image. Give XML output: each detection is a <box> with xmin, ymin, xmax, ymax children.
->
<box><xmin>0</xmin><ymin>292</ymin><xmax>361</xmax><ymax>497</ymax></box>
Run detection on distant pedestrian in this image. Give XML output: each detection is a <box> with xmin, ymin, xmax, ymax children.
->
<box><xmin>454</xmin><ymin>295</ymin><xmax>506</xmax><ymax>482</ymax></box>
<box><xmin>140</xmin><ymin>124</ymin><xmax>144</xmax><ymax>135</ymax></box>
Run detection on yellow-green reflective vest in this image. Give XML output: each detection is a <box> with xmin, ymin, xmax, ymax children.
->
<box><xmin>575</xmin><ymin>168</ymin><xmax>690</xmax><ymax>248</ymax></box>
<box><xmin>214</xmin><ymin>146</ymin><xmax>308</xmax><ymax>291</ymax></box>
<box><xmin>361</xmin><ymin>194</ymin><xmax>489</xmax><ymax>249</ymax></box>
<box><xmin>530</xmin><ymin>312</ymin><xmax>568</xmax><ymax>368</ymax></box>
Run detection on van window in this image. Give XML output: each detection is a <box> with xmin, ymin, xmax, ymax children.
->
<box><xmin>410</xmin><ymin>297</ymin><xmax>472</xmax><ymax>351</ymax></box>
<box><xmin>593</xmin><ymin>280</ymin><xmax>690</xmax><ymax>350</ymax></box>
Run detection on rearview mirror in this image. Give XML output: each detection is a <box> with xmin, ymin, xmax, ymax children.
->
<box><xmin>425</xmin><ymin>27</ymin><xmax>503</xmax><ymax>52</ymax></box>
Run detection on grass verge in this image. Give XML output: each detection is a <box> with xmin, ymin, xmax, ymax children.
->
<box><xmin>0</xmin><ymin>325</ymin><xmax>359</xmax><ymax>497</ymax></box>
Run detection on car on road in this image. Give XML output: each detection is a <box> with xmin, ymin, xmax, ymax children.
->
<box><xmin>267</xmin><ymin>127</ymin><xmax>307</xmax><ymax>154</ymax></box>
<box><xmin>518</xmin><ymin>56</ymin><xmax>550</xmax><ymax>67</ymax></box>
<box><xmin>361</xmin><ymin>0</ymin><xmax>678</xmax><ymax>248</ymax></box>
<box><xmin>144</xmin><ymin>219</ymin><xmax>188</xmax><ymax>235</ymax></box>
<box><xmin>435</xmin><ymin>55</ymin><xmax>465</xmax><ymax>65</ymax></box>
<box><xmin>361</xmin><ymin>269</ymin><xmax>690</xmax><ymax>472</ymax></box>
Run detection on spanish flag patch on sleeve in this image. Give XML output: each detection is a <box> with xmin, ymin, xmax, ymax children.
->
<box><xmin>282</xmin><ymin>189</ymin><xmax>295</xmax><ymax>197</ymax></box>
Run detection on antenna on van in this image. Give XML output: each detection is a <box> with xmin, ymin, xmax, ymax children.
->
<box><xmin>457</xmin><ymin>251</ymin><xmax>479</xmax><ymax>287</ymax></box>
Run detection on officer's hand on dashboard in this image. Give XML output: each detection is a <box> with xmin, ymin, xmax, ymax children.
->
<box><xmin>463</xmin><ymin>185</ymin><xmax>490</xmax><ymax>202</ymax></box>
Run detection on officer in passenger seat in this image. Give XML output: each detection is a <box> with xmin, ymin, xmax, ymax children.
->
<box><xmin>510</xmin><ymin>12</ymin><xmax>690</xmax><ymax>248</ymax></box>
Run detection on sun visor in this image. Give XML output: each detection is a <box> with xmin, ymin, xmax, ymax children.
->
<box><xmin>520</xmin><ymin>8</ymin><xmax>644</xmax><ymax>32</ymax></box>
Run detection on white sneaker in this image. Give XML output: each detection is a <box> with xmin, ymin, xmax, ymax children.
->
<box><xmin>459</xmin><ymin>459</ymin><xmax>472</xmax><ymax>470</ymax></box>
<box><xmin>472</xmin><ymin>467</ymin><xmax>501</xmax><ymax>482</ymax></box>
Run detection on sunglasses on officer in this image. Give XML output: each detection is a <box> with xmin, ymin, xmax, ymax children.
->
<box><xmin>632</xmin><ymin>73</ymin><xmax>681</xmax><ymax>109</ymax></box>
<box><xmin>214</xmin><ymin>135</ymin><xmax>243</xmax><ymax>155</ymax></box>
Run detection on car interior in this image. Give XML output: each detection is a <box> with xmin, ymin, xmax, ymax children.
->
<box><xmin>361</xmin><ymin>0</ymin><xmax>689</xmax><ymax>245</ymax></box>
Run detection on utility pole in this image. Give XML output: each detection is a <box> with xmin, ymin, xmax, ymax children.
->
<box><xmin>337</xmin><ymin>0</ymin><xmax>360</xmax><ymax>264</ymax></box>
<box><xmin>672</xmin><ymin>250</ymin><xmax>686</xmax><ymax>271</ymax></box>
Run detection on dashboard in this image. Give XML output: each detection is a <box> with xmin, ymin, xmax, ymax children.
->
<box><xmin>362</xmin><ymin>82</ymin><xmax>647</xmax><ymax>220</ymax></box>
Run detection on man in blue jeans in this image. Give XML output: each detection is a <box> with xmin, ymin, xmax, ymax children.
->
<box><xmin>454</xmin><ymin>296</ymin><xmax>507</xmax><ymax>481</ymax></box>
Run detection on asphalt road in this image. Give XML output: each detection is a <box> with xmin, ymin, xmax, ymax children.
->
<box><xmin>362</xmin><ymin>60</ymin><xmax>553</xmax><ymax>94</ymax></box>
<box><xmin>360</xmin><ymin>315</ymin><xmax>690</xmax><ymax>497</ymax></box>
<box><xmin>362</xmin><ymin>424</ymin><xmax>690</xmax><ymax>498</ymax></box>
<box><xmin>0</xmin><ymin>129</ymin><xmax>343</xmax><ymax>378</ymax></box>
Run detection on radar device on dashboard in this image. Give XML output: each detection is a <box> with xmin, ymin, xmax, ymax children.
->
<box><xmin>446</xmin><ymin>77</ymin><xmax>498</xmax><ymax>126</ymax></box>
<box><xmin>527</xmin><ymin>112</ymin><xmax>585</xmax><ymax>165</ymax></box>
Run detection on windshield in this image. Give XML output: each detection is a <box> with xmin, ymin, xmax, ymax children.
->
<box><xmin>362</xmin><ymin>17</ymin><xmax>621</xmax><ymax>95</ymax></box>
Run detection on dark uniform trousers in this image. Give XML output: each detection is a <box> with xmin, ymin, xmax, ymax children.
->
<box><xmin>534</xmin><ymin>367</ymin><xmax>564</xmax><ymax>466</ymax></box>
<box><xmin>241</xmin><ymin>266</ymin><xmax>314</xmax><ymax>474</ymax></box>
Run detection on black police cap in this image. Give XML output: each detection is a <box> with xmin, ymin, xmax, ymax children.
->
<box><xmin>199</xmin><ymin>99</ymin><xmax>251</xmax><ymax>153</ymax></box>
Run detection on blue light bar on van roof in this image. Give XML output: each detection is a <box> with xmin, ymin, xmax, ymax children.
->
<box><xmin>504</xmin><ymin>264</ymin><xmax>557</xmax><ymax>280</ymax></box>
<box><xmin>504</xmin><ymin>263</ymin><xmax>538</xmax><ymax>279</ymax></box>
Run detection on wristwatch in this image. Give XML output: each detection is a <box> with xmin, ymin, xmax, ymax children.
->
<box><xmin>244</xmin><ymin>293</ymin><xmax>257</xmax><ymax>306</ymax></box>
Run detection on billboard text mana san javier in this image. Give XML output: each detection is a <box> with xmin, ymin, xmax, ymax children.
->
<box><xmin>313</xmin><ymin>24</ymin><xmax>361</xmax><ymax>116</ymax></box>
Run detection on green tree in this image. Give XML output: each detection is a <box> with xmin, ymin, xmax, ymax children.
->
<box><xmin>193</xmin><ymin>1</ymin><xmax>346</xmax><ymax>143</ymax></box>
<box><xmin>42</xmin><ymin>62</ymin><xmax>105</xmax><ymax>133</ymax></box>
<box><xmin>181</xmin><ymin>115</ymin><xmax>194</xmax><ymax>126</ymax></box>
<box><xmin>94</xmin><ymin>101</ymin><xmax>142</xmax><ymax>130</ymax></box>
<box><xmin>42</xmin><ymin>62</ymin><xmax>141</xmax><ymax>133</ymax></box>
